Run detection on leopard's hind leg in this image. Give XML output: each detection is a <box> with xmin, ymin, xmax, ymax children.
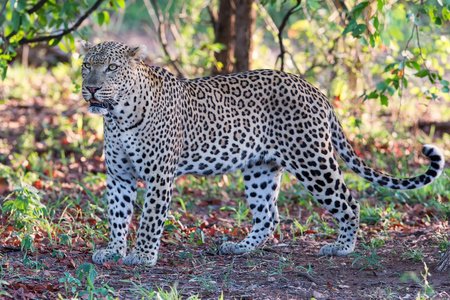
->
<box><xmin>285</xmin><ymin>143</ymin><xmax>360</xmax><ymax>256</ymax></box>
<box><xmin>219</xmin><ymin>162</ymin><xmax>282</xmax><ymax>254</ymax></box>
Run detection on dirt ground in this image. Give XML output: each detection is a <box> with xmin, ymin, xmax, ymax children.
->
<box><xmin>2</xmin><ymin>220</ymin><xmax>450</xmax><ymax>299</ymax></box>
<box><xmin>1</xmin><ymin>80</ymin><xmax>450</xmax><ymax>300</ymax></box>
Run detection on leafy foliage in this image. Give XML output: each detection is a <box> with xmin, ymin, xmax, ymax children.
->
<box><xmin>0</xmin><ymin>1</ymin><xmax>449</xmax><ymax>298</ymax></box>
<box><xmin>0</xmin><ymin>0</ymin><xmax>125</xmax><ymax>79</ymax></box>
<box><xmin>2</xmin><ymin>184</ymin><xmax>46</xmax><ymax>231</ymax></box>
<box><xmin>341</xmin><ymin>1</ymin><xmax>450</xmax><ymax>105</ymax></box>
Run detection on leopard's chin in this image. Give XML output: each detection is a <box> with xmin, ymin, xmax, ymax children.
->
<box><xmin>88</xmin><ymin>99</ymin><xmax>109</xmax><ymax>115</ymax></box>
<box><xmin>88</xmin><ymin>106</ymin><xmax>109</xmax><ymax>115</ymax></box>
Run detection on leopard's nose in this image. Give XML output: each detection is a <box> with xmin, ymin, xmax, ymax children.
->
<box><xmin>86</xmin><ymin>86</ymin><xmax>101</xmax><ymax>94</ymax></box>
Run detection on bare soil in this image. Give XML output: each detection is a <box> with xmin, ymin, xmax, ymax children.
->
<box><xmin>1</xmin><ymin>86</ymin><xmax>450</xmax><ymax>300</ymax></box>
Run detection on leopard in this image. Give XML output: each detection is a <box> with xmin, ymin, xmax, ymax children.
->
<box><xmin>80</xmin><ymin>41</ymin><xmax>445</xmax><ymax>266</ymax></box>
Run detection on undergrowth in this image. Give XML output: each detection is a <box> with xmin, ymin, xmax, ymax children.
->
<box><xmin>1</xmin><ymin>63</ymin><xmax>449</xmax><ymax>299</ymax></box>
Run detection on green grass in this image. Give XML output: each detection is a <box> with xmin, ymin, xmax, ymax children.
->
<box><xmin>1</xmin><ymin>63</ymin><xmax>449</xmax><ymax>299</ymax></box>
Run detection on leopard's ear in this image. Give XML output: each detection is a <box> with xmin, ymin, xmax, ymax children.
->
<box><xmin>128</xmin><ymin>45</ymin><xmax>147</xmax><ymax>60</ymax></box>
<box><xmin>81</xmin><ymin>41</ymin><xmax>93</xmax><ymax>53</ymax></box>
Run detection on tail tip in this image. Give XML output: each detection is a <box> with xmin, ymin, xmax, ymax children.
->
<box><xmin>422</xmin><ymin>144</ymin><xmax>445</xmax><ymax>172</ymax></box>
<box><xmin>421</xmin><ymin>144</ymin><xmax>443</xmax><ymax>158</ymax></box>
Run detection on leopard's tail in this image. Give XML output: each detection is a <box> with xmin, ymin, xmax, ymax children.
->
<box><xmin>328</xmin><ymin>111</ymin><xmax>445</xmax><ymax>190</ymax></box>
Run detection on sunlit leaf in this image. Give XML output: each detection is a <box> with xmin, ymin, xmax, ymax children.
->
<box><xmin>115</xmin><ymin>0</ymin><xmax>126</xmax><ymax>9</ymax></box>
<box><xmin>377</xmin><ymin>0</ymin><xmax>385</xmax><ymax>12</ymax></box>
<box><xmin>58</xmin><ymin>41</ymin><xmax>69</xmax><ymax>53</ymax></box>
<box><xmin>103</xmin><ymin>11</ymin><xmax>110</xmax><ymax>24</ymax></box>
<box><xmin>408</xmin><ymin>61</ymin><xmax>421</xmax><ymax>71</ymax></box>
<box><xmin>380</xmin><ymin>94</ymin><xmax>388</xmax><ymax>106</ymax></box>
<box><xmin>415</xmin><ymin>69</ymin><xmax>429</xmax><ymax>78</ymax></box>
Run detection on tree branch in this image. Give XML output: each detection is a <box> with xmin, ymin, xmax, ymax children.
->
<box><xmin>26</xmin><ymin>0</ymin><xmax>49</xmax><ymax>14</ymax></box>
<box><xmin>275</xmin><ymin>0</ymin><xmax>302</xmax><ymax>72</ymax></box>
<box><xmin>146</xmin><ymin>0</ymin><xmax>186</xmax><ymax>78</ymax></box>
<box><xmin>207</xmin><ymin>5</ymin><xmax>218</xmax><ymax>35</ymax></box>
<box><xmin>17</xmin><ymin>0</ymin><xmax>104</xmax><ymax>45</ymax></box>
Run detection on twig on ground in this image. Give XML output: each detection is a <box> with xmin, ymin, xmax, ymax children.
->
<box><xmin>293</xmin><ymin>270</ymin><xmax>322</xmax><ymax>285</ymax></box>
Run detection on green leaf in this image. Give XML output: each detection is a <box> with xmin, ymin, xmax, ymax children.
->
<box><xmin>360</xmin><ymin>36</ymin><xmax>368</xmax><ymax>46</ymax></box>
<box><xmin>442</xmin><ymin>86</ymin><xmax>449</xmax><ymax>93</ymax></box>
<box><xmin>1</xmin><ymin>66</ymin><xmax>7</xmax><ymax>80</ymax></box>
<box><xmin>387</xmin><ymin>86</ymin><xmax>396</xmax><ymax>96</ymax></box>
<box><xmin>440</xmin><ymin>79</ymin><xmax>449</xmax><ymax>86</ymax></box>
<box><xmin>307</xmin><ymin>0</ymin><xmax>321</xmax><ymax>10</ymax></box>
<box><xmin>352</xmin><ymin>24</ymin><xmax>367</xmax><ymax>37</ymax></box>
<box><xmin>103</xmin><ymin>11</ymin><xmax>110</xmax><ymax>25</ymax></box>
<box><xmin>443</xmin><ymin>7</ymin><xmax>450</xmax><ymax>21</ymax></box>
<box><xmin>377</xmin><ymin>0</ymin><xmax>384</xmax><ymax>12</ymax></box>
<box><xmin>67</xmin><ymin>34</ymin><xmax>75</xmax><ymax>50</ymax></box>
<box><xmin>373</xmin><ymin>16</ymin><xmax>380</xmax><ymax>31</ymax></box>
<box><xmin>49</xmin><ymin>38</ymin><xmax>61</xmax><ymax>47</ymax></box>
<box><xmin>97</xmin><ymin>11</ymin><xmax>104</xmax><ymax>26</ymax></box>
<box><xmin>383</xmin><ymin>62</ymin><xmax>397</xmax><ymax>72</ymax></box>
<box><xmin>21</xmin><ymin>13</ymin><xmax>31</xmax><ymax>32</ymax></box>
<box><xmin>343</xmin><ymin>19</ymin><xmax>357</xmax><ymax>35</ymax></box>
<box><xmin>409</xmin><ymin>61</ymin><xmax>421</xmax><ymax>71</ymax></box>
<box><xmin>115</xmin><ymin>0</ymin><xmax>125</xmax><ymax>9</ymax></box>
<box><xmin>368</xmin><ymin>92</ymin><xmax>378</xmax><ymax>99</ymax></box>
<box><xmin>15</xmin><ymin>0</ymin><xmax>27</xmax><ymax>11</ymax></box>
<box><xmin>428</xmin><ymin>73</ymin><xmax>436</xmax><ymax>84</ymax></box>
<box><xmin>380</xmin><ymin>94</ymin><xmax>389</xmax><ymax>106</ymax></box>
<box><xmin>414</xmin><ymin>69</ymin><xmax>429</xmax><ymax>78</ymax></box>
<box><xmin>369</xmin><ymin>34</ymin><xmax>375</xmax><ymax>47</ymax></box>
<box><xmin>11</xmin><ymin>11</ymin><xmax>21</xmax><ymax>31</ymax></box>
<box><xmin>376</xmin><ymin>81</ymin><xmax>387</xmax><ymax>91</ymax></box>
<box><xmin>350</xmin><ymin>2</ymin><xmax>369</xmax><ymax>19</ymax></box>
<box><xmin>76</xmin><ymin>263</ymin><xmax>98</xmax><ymax>289</ymax></box>
<box><xmin>58</xmin><ymin>41</ymin><xmax>69</xmax><ymax>53</ymax></box>
<box><xmin>435</xmin><ymin>16</ymin><xmax>443</xmax><ymax>26</ymax></box>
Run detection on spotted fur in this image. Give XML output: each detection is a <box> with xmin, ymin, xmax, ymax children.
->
<box><xmin>81</xmin><ymin>41</ymin><xmax>445</xmax><ymax>266</ymax></box>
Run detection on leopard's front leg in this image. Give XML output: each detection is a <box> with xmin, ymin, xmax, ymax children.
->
<box><xmin>123</xmin><ymin>174</ymin><xmax>174</xmax><ymax>266</ymax></box>
<box><xmin>92</xmin><ymin>173</ymin><xmax>137</xmax><ymax>264</ymax></box>
<box><xmin>92</xmin><ymin>117</ymin><xmax>138</xmax><ymax>265</ymax></box>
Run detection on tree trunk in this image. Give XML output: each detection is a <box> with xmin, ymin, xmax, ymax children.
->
<box><xmin>212</xmin><ymin>0</ymin><xmax>236</xmax><ymax>75</ymax></box>
<box><xmin>438</xmin><ymin>247</ymin><xmax>450</xmax><ymax>272</ymax></box>
<box><xmin>234</xmin><ymin>0</ymin><xmax>256</xmax><ymax>72</ymax></box>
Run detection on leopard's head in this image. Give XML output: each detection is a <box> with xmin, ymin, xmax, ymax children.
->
<box><xmin>81</xmin><ymin>41</ymin><xmax>146</xmax><ymax>115</ymax></box>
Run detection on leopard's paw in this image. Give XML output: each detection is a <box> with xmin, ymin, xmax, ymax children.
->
<box><xmin>319</xmin><ymin>243</ymin><xmax>353</xmax><ymax>257</ymax></box>
<box><xmin>92</xmin><ymin>249</ymin><xmax>123</xmax><ymax>264</ymax></box>
<box><xmin>218</xmin><ymin>242</ymin><xmax>250</xmax><ymax>255</ymax></box>
<box><xmin>123</xmin><ymin>251</ymin><xmax>157</xmax><ymax>266</ymax></box>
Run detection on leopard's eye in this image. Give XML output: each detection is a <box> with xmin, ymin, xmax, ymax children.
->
<box><xmin>83</xmin><ymin>62</ymin><xmax>91</xmax><ymax>69</ymax></box>
<box><xmin>107</xmin><ymin>64</ymin><xmax>118</xmax><ymax>71</ymax></box>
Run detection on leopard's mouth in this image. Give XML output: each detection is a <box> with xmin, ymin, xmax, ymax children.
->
<box><xmin>90</xmin><ymin>98</ymin><xmax>105</xmax><ymax>108</ymax></box>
